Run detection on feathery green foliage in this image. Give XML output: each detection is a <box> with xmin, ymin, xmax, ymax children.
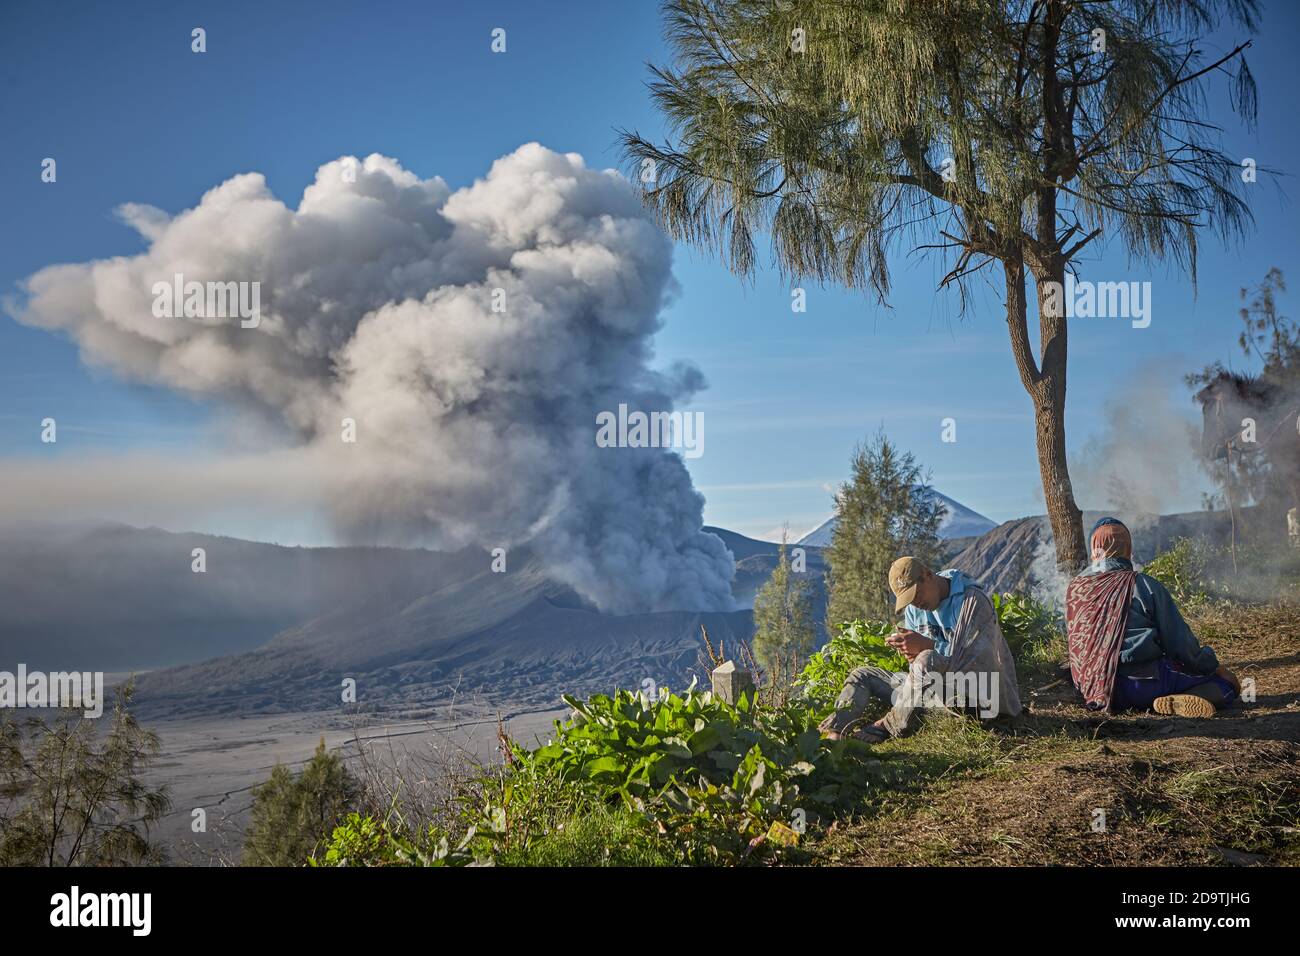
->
<box><xmin>0</xmin><ymin>683</ymin><xmax>171</xmax><ymax>866</ymax></box>
<box><xmin>1185</xmin><ymin>268</ymin><xmax>1297</xmax><ymax>521</ymax></box>
<box><xmin>825</xmin><ymin>432</ymin><xmax>945</xmax><ymax>625</ymax></box>
<box><xmin>1189</xmin><ymin>268</ymin><xmax>1296</xmax><ymax>391</ymax></box>
<box><xmin>624</xmin><ymin>0</ymin><xmax>1259</xmax><ymax>301</ymax></box>
<box><xmin>243</xmin><ymin>738</ymin><xmax>362</xmax><ymax>867</ymax></box>
<box><xmin>623</xmin><ymin>0</ymin><xmax>1262</xmax><ymax>572</ymax></box>
<box><xmin>751</xmin><ymin>535</ymin><xmax>817</xmax><ymax>691</ymax></box>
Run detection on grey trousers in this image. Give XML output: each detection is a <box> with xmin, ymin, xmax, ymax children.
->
<box><xmin>819</xmin><ymin>650</ymin><xmax>952</xmax><ymax>738</ymax></box>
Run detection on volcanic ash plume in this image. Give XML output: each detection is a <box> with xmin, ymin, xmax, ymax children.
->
<box><xmin>9</xmin><ymin>143</ymin><xmax>735</xmax><ymax>613</ymax></box>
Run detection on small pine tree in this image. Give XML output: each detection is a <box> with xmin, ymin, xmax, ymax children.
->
<box><xmin>0</xmin><ymin>682</ymin><xmax>171</xmax><ymax>866</ymax></box>
<box><xmin>751</xmin><ymin>533</ymin><xmax>816</xmax><ymax>695</ymax></box>
<box><xmin>826</xmin><ymin>432</ymin><xmax>945</xmax><ymax>626</ymax></box>
<box><xmin>242</xmin><ymin>738</ymin><xmax>361</xmax><ymax>867</ymax></box>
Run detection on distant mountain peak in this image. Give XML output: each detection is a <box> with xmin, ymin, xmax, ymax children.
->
<box><xmin>796</xmin><ymin>489</ymin><xmax>996</xmax><ymax>546</ymax></box>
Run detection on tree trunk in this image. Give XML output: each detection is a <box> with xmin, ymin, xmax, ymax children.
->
<box><xmin>1003</xmin><ymin>255</ymin><xmax>1087</xmax><ymax>575</ymax></box>
<box><xmin>1030</xmin><ymin>353</ymin><xmax>1086</xmax><ymax>575</ymax></box>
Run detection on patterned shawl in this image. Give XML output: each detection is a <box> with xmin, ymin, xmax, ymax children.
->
<box><xmin>1065</xmin><ymin>569</ymin><xmax>1137</xmax><ymax>711</ymax></box>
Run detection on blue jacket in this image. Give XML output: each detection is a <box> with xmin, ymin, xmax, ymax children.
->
<box><xmin>903</xmin><ymin>569</ymin><xmax>976</xmax><ymax>657</ymax></box>
<box><xmin>1080</xmin><ymin>557</ymin><xmax>1219</xmax><ymax>676</ymax></box>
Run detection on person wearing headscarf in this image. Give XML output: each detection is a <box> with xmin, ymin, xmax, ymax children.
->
<box><xmin>1065</xmin><ymin>517</ymin><xmax>1239</xmax><ymax>716</ymax></box>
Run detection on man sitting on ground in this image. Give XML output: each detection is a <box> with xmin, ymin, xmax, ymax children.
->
<box><xmin>1066</xmin><ymin>517</ymin><xmax>1240</xmax><ymax>717</ymax></box>
<box><xmin>819</xmin><ymin>557</ymin><xmax>1022</xmax><ymax>742</ymax></box>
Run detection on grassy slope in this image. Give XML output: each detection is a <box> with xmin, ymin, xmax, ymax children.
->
<box><xmin>804</xmin><ymin>604</ymin><xmax>1300</xmax><ymax>866</ymax></box>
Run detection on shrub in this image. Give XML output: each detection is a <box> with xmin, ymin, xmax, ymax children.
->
<box><xmin>465</xmin><ymin>754</ymin><xmax>611</xmax><ymax>861</ymax></box>
<box><xmin>1144</xmin><ymin>538</ymin><xmax>1218</xmax><ymax>609</ymax></box>
<box><xmin>312</xmin><ymin>802</ymin><xmax>682</xmax><ymax>868</ymax></box>
<box><xmin>309</xmin><ymin>812</ymin><xmax>474</xmax><ymax>867</ymax></box>
<box><xmin>990</xmin><ymin>591</ymin><xmax>1063</xmax><ymax>661</ymax></box>
<box><xmin>506</xmin><ymin>685</ymin><xmax>880</xmax><ymax>863</ymax></box>
<box><xmin>493</xmin><ymin>804</ymin><xmax>679</xmax><ymax>867</ymax></box>
<box><xmin>751</xmin><ymin>537</ymin><xmax>816</xmax><ymax>699</ymax></box>
<box><xmin>825</xmin><ymin>433</ymin><xmax>945</xmax><ymax>625</ymax></box>
<box><xmin>310</xmin><ymin>684</ymin><xmax>880</xmax><ymax>866</ymax></box>
<box><xmin>243</xmin><ymin>739</ymin><xmax>362</xmax><ymax>866</ymax></box>
<box><xmin>1143</xmin><ymin>537</ymin><xmax>1300</xmax><ymax>608</ymax></box>
<box><xmin>795</xmin><ymin>619</ymin><xmax>906</xmax><ymax>709</ymax></box>
<box><xmin>0</xmin><ymin>683</ymin><xmax>170</xmax><ymax>866</ymax></box>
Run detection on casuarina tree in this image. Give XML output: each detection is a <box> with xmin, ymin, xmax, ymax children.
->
<box><xmin>622</xmin><ymin>0</ymin><xmax>1260</xmax><ymax>571</ymax></box>
<box><xmin>0</xmin><ymin>683</ymin><xmax>171</xmax><ymax>866</ymax></box>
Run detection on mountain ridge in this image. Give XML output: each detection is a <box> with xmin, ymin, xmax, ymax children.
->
<box><xmin>798</xmin><ymin>489</ymin><xmax>997</xmax><ymax>546</ymax></box>
<box><xmin>1</xmin><ymin>509</ymin><xmax>1231</xmax><ymax>719</ymax></box>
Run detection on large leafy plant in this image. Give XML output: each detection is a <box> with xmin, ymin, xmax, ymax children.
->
<box><xmin>990</xmin><ymin>591</ymin><xmax>1062</xmax><ymax>659</ymax></box>
<box><xmin>309</xmin><ymin>812</ymin><xmax>476</xmax><ymax>867</ymax></box>
<box><xmin>796</xmin><ymin>619</ymin><xmax>907</xmax><ymax>709</ymax></box>
<box><xmin>509</xmin><ymin>683</ymin><xmax>880</xmax><ymax>861</ymax></box>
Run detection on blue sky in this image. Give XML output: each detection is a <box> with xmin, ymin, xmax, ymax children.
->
<box><xmin>2</xmin><ymin>0</ymin><xmax>1297</xmax><ymax>542</ymax></box>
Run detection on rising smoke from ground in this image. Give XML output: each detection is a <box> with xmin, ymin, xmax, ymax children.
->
<box><xmin>1069</xmin><ymin>378</ymin><xmax>1208</xmax><ymax>524</ymax></box>
<box><xmin>1023</xmin><ymin>377</ymin><xmax>1213</xmax><ymax>608</ymax></box>
<box><xmin>6</xmin><ymin>144</ymin><xmax>736</xmax><ymax>613</ymax></box>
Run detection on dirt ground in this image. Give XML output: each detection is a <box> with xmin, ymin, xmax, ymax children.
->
<box><xmin>816</xmin><ymin>604</ymin><xmax>1300</xmax><ymax>866</ymax></box>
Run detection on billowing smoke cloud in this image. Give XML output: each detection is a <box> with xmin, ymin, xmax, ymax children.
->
<box><xmin>8</xmin><ymin>144</ymin><xmax>735</xmax><ymax>613</ymax></box>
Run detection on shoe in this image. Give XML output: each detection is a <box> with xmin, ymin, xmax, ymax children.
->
<box><xmin>1153</xmin><ymin>693</ymin><xmax>1217</xmax><ymax>718</ymax></box>
<box><xmin>848</xmin><ymin>722</ymin><xmax>892</xmax><ymax>743</ymax></box>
